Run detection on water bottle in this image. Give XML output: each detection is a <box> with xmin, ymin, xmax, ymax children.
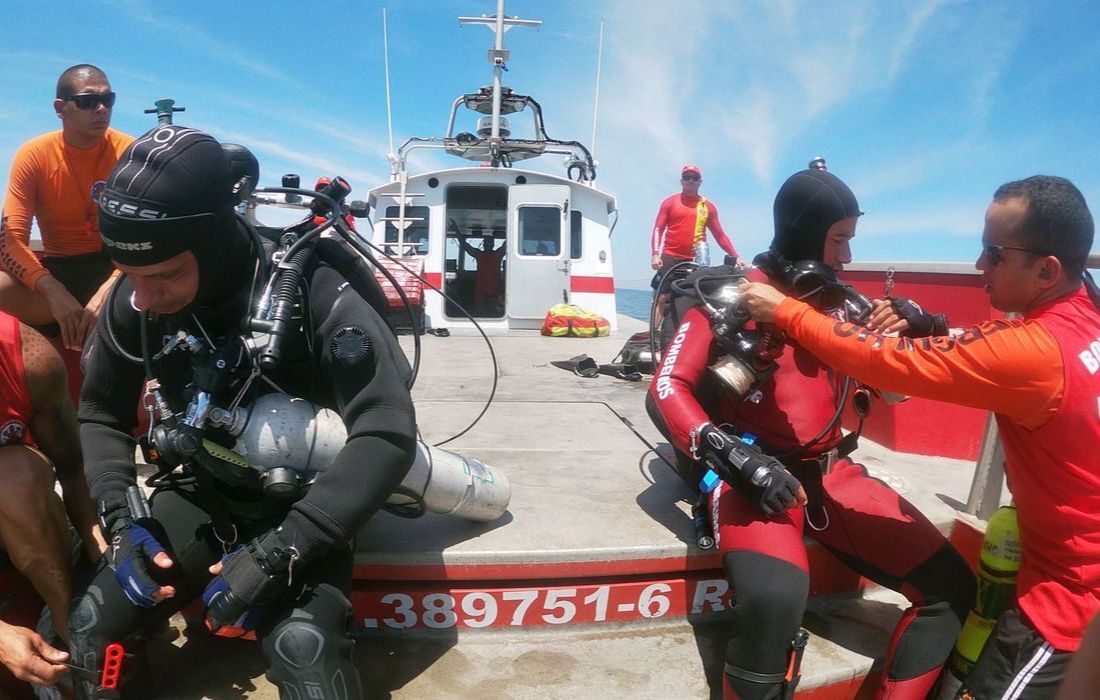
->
<box><xmin>935</xmin><ymin>504</ymin><xmax>1021</xmax><ymax>699</ymax></box>
<box><xmin>692</xmin><ymin>240</ymin><xmax>710</xmax><ymax>267</ymax></box>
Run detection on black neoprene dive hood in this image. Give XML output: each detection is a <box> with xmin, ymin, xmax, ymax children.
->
<box><xmin>770</xmin><ymin>168</ymin><xmax>861</xmax><ymax>262</ymax></box>
<box><xmin>98</xmin><ymin>124</ymin><xmax>254</xmax><ymax>308</ymax></box>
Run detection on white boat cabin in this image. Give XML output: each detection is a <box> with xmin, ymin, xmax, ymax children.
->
<box><xmin>365</xmin><ymin>168</ymin><xmax>617</xmax><ymax>331</ymax></box>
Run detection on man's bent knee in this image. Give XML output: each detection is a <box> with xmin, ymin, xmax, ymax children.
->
<box><xmin>263</xmin><ymin>584</ymin><xmax>361</xmax><ymax>700</ymax></box>
<box><xmin>263</xmin><ymin>617</ymin><xmax>360</xmax><ymax>700</ymax></box>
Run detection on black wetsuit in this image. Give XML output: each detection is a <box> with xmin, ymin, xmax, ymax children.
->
<box><xmin>69</xmin><ymin>232</ymin><xmax>417</xmax><ymax>699</ymax></box>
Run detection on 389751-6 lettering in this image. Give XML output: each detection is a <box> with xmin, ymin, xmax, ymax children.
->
<box><xmin>355</xmin><ymin>577</ymin><xmax>732</xmax><ymax>630</ymax></box>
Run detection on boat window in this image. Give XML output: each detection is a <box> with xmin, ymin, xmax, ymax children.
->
<box><xmin>570</xmin><ymin>210</ymin><xmax>582</xmax><ymax>260</ymax></box>
<box><xmin>384</xmin><ymin>206</ymin><xmax>430</xmax><ymax>255</ymax></box>
<box><xmin>518</xmin><ymin>206</ymin><xmax>561</xmax><ymax>256</ymax></box>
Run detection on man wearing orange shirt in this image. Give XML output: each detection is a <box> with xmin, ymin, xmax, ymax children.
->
<box><xmin>740</xmin><ymin>175</ymin><xmax>1099</xmax><ymax>699</ymax></box>
<box><xmin>0</xmin><ymin>64</ymin><xmax>133</xmax><ymax>351</ymax></box>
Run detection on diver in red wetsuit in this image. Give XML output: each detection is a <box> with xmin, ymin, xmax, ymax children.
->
<box><xmin>647</xmin><ymin>167</ymin><xmax>976</xmax><ymax>699</ymax></box>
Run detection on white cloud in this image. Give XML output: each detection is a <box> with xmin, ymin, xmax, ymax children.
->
<box><xmin>207</xmin><ymin>126</ymin><xmax>387</xmax><ymax>188</ymax></box>
<box><xmin>112</xmin><ymin>0</ymin><xmax>301</xmax><ymax>87</ymax></box>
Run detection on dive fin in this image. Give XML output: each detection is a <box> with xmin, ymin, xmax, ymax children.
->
<box><xmin>597</xmin><ymin>363</ymin><xmax>642</xmax><ymax>381</ymax></box>
<box><xmin>550</xmin><ymin>354</ymin><xmax>600</xmax><ymax>378</ymax></box>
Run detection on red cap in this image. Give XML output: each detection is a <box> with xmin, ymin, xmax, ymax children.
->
<box><xmin>681</xmin><ymin>164</ymin><xmax>702</xmax><ymax>177</ymax></box>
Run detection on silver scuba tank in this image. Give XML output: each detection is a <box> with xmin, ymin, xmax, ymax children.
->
<box><xmin>385</xmin><ymin>442</ymin><xmax>512</xmax><ymax>522</ymax></box>
<box><xmin>220</xmin><ymin>393</ymin><xmax>511</xmax><ymax>520</ymax></box>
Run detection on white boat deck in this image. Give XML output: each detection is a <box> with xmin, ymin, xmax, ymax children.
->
<box><xmin>133</xmin><ymin>315</ymin><xmax>988</xmax><ymax>699</ymax></box>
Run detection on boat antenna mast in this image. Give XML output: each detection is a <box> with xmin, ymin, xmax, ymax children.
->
<box><xmin>383</xmin><ymin>7</ymin><xmax>396</xmax><ymax>169</ymax></box>
<box><xmin>458</xmin><ymin>0</ymin><xmax>541</xmax><ymax>167</ymax></box>
<box><xmin>590</xmin><ymin>19</ymin><xmax>604</xmax><ymax>160</ymax></box>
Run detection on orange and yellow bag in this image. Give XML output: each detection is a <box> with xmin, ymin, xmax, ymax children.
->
<box><xmin>540</xmin><ymin>304</ymin><xmax>611</xmax><ymax>337</ymax></box>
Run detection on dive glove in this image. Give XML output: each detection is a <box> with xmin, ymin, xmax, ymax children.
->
<box><xmin>203</xmin><ymin>529</ymin><xmax>298</xmax><ymax>638</ymax></box>
<box><xmin>697</xmin><ymin>424</ymin><xmax>805</xmax><ymax>516</ymax></box>
<box><xmin>890</xmin><ymin>297</ymin><xmax>949</xmax><ymax>337</ymax></box>
<box><xmin>100</xmin><ymin>488</ymin><xmax>170</xmax><ymax>608</ymax></box>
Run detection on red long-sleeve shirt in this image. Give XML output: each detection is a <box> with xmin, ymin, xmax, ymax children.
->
<box><xmin>650</xmin><ymin>193</ymin><xmax>738</xmax><ymax>260</ymax></box>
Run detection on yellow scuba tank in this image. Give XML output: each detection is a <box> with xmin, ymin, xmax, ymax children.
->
<box><xmin>936</xmin><ymin>503</ymin><xmax>1021</xmax><ymax>698</ymax></box>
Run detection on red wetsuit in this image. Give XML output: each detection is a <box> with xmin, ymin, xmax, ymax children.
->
<box><xmin>0</xmin><ymin>311</ymin><xmax>31</xmax><ymax>447</ymax></box>
<box><xmin>648</xmin><ymin>268</ymin><xmax>974</xmax><ymax>699</ymax></box>
<box><xmin>650</xmin><ymin>193</ymin><xmax>738</xmax><ymax>261</ymax></box>
<box><xmin>775</xmin><ymin>286</ymin><xmax>1100</xmax><ymax>654</ymax></box>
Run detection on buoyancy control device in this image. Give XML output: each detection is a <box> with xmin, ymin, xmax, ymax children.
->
<box><xmin>111</xmin><ymin>172</ymin><xmax>511</xmax><ymax>521</ymax></box>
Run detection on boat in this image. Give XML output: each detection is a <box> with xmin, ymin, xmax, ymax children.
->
<box><xmin>359</xmin><ymin>4</ymin><xmax>619</xmax><ymax>333</ymax></box>
<box><xmin>72</xmin><ymin>4</ymin><xmax>1043</xmax><ymax>699</ymax></box>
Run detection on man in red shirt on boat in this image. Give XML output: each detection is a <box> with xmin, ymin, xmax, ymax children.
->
<box><xmin>740</xmin><ymin>174</ymin><xmax>1099</xmax><ymax>699</ymax></box>
<box><xmin>460</xmin><ymin>235</ymin><xmax>506</xmax><ymax>316</ymax></box>
<box><xmin>647</xmin><ymin>166</ymin><xmax>976</xmax><ymax>700</ymax></box>
<box><xmin>0</xmin><ymin>64</ymin><xmax>133</xmax><ymax>351</ymax></box>
<box><xmin>0</xmin><ymin>310</ymin><xmax>106</xmax><ymax>690</ymax></box>
<box><xmin>650</xmin><ymin>165</ymin><xmax>742</xmax><ymax>328</ymax></box>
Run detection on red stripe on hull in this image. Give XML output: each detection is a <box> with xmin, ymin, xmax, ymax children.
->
<box><xmin>569</xmin><ymin>275</ymin><xmax>615</xmax><ymax>293</ymax></box>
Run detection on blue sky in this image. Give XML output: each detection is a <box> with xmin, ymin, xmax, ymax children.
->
<box><xmin>2</xmin><ymin>0</ymin><xmax>1099</xmax><ymax>289</ymax></box>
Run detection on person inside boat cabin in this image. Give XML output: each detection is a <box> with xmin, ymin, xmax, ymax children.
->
<box><xmin>0</xmin><ymin>310</ymin><xmax>106</xmax><ymax>692</ymax></box>
<box><xmin>0</xmin><ymin>64</ymin><xmax>134</xmax><ymax>352</ymax></box>
<box><xmin>459</xmin><ymin>234</ymin><xmax>506</xmax><ymax>316</ymax></box>
<box><xmin>647</xmin><ymin>166</ymin><xmax>977</xmax><ymax>700</ymax></box>
<box><xmin>66</xmin><ymin>125</ymin><xmax>416</xmax><ymax>700</ymax></box>
<box><xmin>650</xmin><ymin>164</ymin><xmax>743</xmax><ymax>330</ymax></box>
<box><xmin>739</xmin><ymin>175</ymin><xmax>1099</xmax><ymax>699</ymax></box>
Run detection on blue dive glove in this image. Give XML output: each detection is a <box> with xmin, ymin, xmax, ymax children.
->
<box><xmin>108</xmin><ymin>520</ymin><xmax>171</xmax><ymax>607</ymax></box>
<box><xmin>100</xmin><ymin>488</ymin><xmax>172</xmax><ymax>608</ymax></box>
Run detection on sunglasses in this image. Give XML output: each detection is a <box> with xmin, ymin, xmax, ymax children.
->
<box><xmin>64</xmin><ymin>92</ymin><xmax>116</xmax><ymax>110</ymax></box>
<box><xmin>981</xmin><ymin>242</ymin><xmax>1050</xmax><ymax>266</ymax></box>
<box><xmin>681</xmin><ymin>174</ymin><xmax>701</xmax><ymax>181</ymax></box>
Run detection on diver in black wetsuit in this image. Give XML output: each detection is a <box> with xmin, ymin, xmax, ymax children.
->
<box><xmin>67</xmin><ymin>125</ymin><xmax>417</xmax><ymax>699</ymax></box>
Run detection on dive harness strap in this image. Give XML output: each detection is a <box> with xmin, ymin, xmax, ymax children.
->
<box><xmin>724</xmin><ymin>629</ymin><xmax>809</xmax><ymax>700</ymax></box>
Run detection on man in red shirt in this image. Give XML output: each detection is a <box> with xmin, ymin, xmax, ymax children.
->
<box><xmin>460</xmin><ymin>235</ymin><xmax>506</xmax><ymax>316</ymax></box>
<box><xmin>650</xmin><ymin>165</ymin><xmax>742</xmax><ymax>327</ymax></box>
<box><xmin>0</xmin><ymin>310</ymin><xmax>105</xmax><ymax>689</ymax></box>
<box><xmin>0</xmin><ymin>64</ymin><xmax>133</xmax><ymax>351</ymax></box>
<box><xmin>741</xmin><ymin>175</ymin><xmax>1099</xmax><ymax>699</ymax></box>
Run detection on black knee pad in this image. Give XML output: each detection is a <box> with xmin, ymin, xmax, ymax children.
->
<box><xmin>722</xmin><ymin>550</ymin><xmax>808</xmax><ymax>639</ymax></box>
<box><xmin>721</xmin><ymin>550</ymin><xmax>809</xmax><ymax>674</ymax></box>
<box><xmin>263</xmin><ymin>586</ymin><xmax>361</xmax><ymax>700</ymax></box>
<box><xmin>68</xmin><ymin>584</ymin><xmax>148</xmax><ymax>700</ymax></box>
<box><xmin>907</xmin><ymin>543</ymin><xmax>978</xmax><ymax>623</ymax></box>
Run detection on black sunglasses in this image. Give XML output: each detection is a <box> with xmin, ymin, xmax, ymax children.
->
<box><xmin>981</xmin><ymin>242</ymin><xmax>1050</xmax><ymax>266</ymax></box>
<box><xmin>64</xmin><ymin>92</ymin><xmax>116</xmax><ymax>110</ymax></box>
<box><xmin>681</xmin><ymin>174</ymin><xmax>700</xmax><ymax>181</ymax></box>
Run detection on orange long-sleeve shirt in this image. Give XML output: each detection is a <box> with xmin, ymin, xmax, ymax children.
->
<box><xmin>774</xmin><ymin>296</ymin><xmax>1062</xmax><ymax>427</ymax></box>
<box><xmin>776</xmin><ymin>288</ymin><xmax>1100</xmax><ymax>651</ymax></box>
<box><xmin>0</xmin><ymin>129</ymin><xmax>133</xmax><ymax>289</ymax></box>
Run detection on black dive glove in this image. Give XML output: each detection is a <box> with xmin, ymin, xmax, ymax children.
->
<box><xmin>203</xmin><ymin>528</ymin><xmax>299</xmax><ymax>637</ymax></box>
<box><xmin>697</xmin><ymin>424</ymin><xmax>804</xmax><ymax>516</ymax></box>
<box><xmin>890</xmin><ymin>297</ymin><xmax>949</xmax><ymax>337</ymax></box>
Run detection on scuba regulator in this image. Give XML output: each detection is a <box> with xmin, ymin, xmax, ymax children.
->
<box><xmin>115</xmin><ymin>171</ymin><xmax>403</xmax><ymax>503</ymax></box>
<box><xmin>670</xmin><ymin>254</ymin><xmax>874</xmax><ymax>402</ymax></box>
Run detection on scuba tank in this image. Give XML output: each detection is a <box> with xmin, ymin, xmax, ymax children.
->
<box><xmin>214</xmin><ymin>393</ymin><xmax>511</xmax><ymax>520</ymax></box>
<box><xmin>935</xmin><ymin>503</ymin><xmax>1021</xmax><ymax>699</ymax></box>
<box><xmin>385</xmin><ymin>442</ymin><xmax>512</xmax><ymax>522</ymax></box>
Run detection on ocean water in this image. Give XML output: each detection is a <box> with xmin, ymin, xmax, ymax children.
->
<box><xmin>616</xmin><ymin>288</ymin><xmax>653</xmax><ymax>321</ymax></box>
